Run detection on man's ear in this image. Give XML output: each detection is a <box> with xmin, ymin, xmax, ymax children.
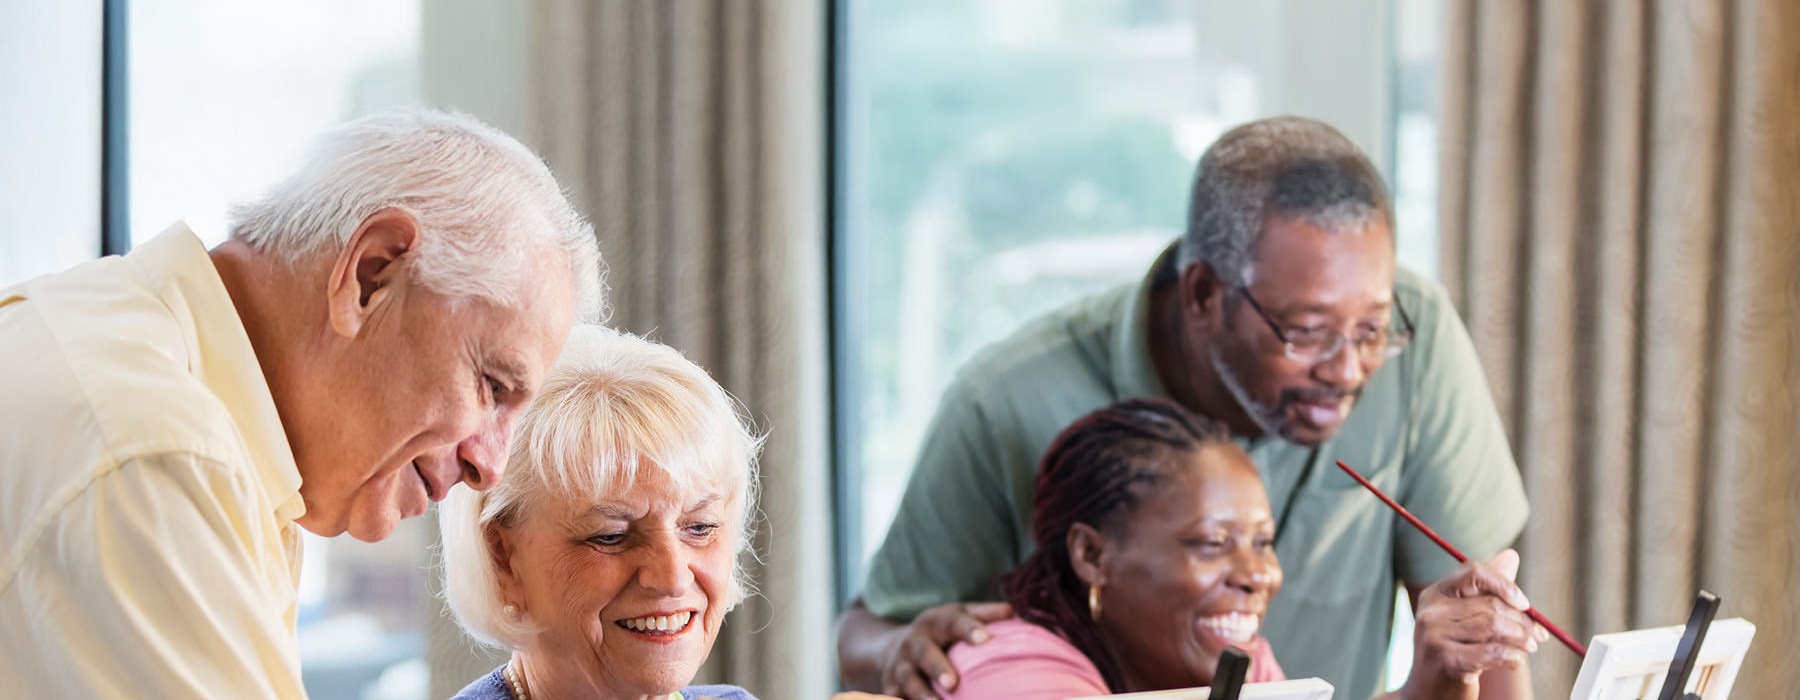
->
<box><xmin>1067</xmin><ymin>522</ymin><xmax>1111</xmax><ymax>589</ymax></box>
<box><xmin>1180</xmin><ymin>261</ymin><xmax>1230</xmax><ymax>332</ymax></box>
<box><xmin>326</xmin><ymin>207</ymin><xmax>421</xmax><ymax>339</ymax></box>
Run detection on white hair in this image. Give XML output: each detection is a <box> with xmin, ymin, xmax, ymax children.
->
<box><xmin>439</xmin><ymin>325</ymin><xmax>763</xmax><ymax>650</ymax></box>
<box><xmin>229</xmin><ymin>109</ymin><xmax>604</xmax><ymax>321</ymax></box>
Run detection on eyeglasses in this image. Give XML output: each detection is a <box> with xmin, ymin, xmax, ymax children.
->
<box><xmin>1236</xmin><ymin>288</ymin><xmax>1416</xmax><ymax>364</ymax></box>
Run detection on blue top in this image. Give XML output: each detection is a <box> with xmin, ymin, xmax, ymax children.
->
<box><xmin>450</xmin><ymin>666</ymin><xmax>759</xmax><ymax>700</ymax></box>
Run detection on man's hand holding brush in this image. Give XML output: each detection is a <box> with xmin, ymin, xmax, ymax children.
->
<box><xmin>1395</xmin><ymin>549</ymin><xmax>1548</xmax><ymax>700</ymax></box>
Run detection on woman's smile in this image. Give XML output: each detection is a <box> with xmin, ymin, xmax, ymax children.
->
<box><xmin>1194</xmin><ymin>611</ymin><xmax>1262</xmax><ymax>645</ymax></box>
<box><xmin>615</xmin><ymin>609</ymin><xmax>699</xmax><ymax>644</ymax></box>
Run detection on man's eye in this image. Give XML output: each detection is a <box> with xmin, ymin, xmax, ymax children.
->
<box><xmin>1286</xmin><ymin>328</ymin><xmax>1332</xmax><ymax>346</ymax></box>
<box><xmin>587</xmin><ymin>533</ymin><xmax>626</xmax><ymax>547</ymax></box>
<box><xmin>684</xmin><ymin>523</ymin><xmax>720</xmax><ymax>539</ymax></box>
<box><xmin>485</xmin><ymin>376</ymin><xmax>506</xmax><ymax>399</ymax></box>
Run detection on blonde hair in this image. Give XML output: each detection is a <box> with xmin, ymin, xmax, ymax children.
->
<box><xmin>439</xmin><ymin>325</ymin><xmax>761</xmax><ymax>649</ymax></box>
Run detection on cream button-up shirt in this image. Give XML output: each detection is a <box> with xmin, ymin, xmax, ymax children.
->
<box><xmin>0</xmin><ymin>223</ymin><xmax>309</xmax><ymax>698</ymax></box>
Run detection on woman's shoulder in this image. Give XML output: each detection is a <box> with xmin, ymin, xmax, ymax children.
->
<box><xmin>681</xmin><ymin>683</ymin><xmax>759</xmax><ymax>700</ymax></box>
<box><xmin>948</xmin><ymin>618</ymin><xmax>1085</xmax><ymax>662</ymax></box>
<box><xmin>448</xmin><ymin>666</ymin><xmax>512</xmax><ymax>700</ymax></box>
<box><xmin>938</xmin><ymin>618</ymin><xmax>1108</xmax><ymax>699</ymax></box>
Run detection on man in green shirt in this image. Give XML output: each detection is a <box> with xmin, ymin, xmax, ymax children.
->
<box><xmin>837</xmin><ymin>117</ymin><xmax>1540</xmax><ymax>700</ymax></box>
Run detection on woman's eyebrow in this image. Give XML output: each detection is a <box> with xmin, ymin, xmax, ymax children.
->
<box><xmin>1187</xmin><ymin>514</ymin><xmax>1277</xmax><ymax>529</ymax></box>
<box><xmin>586</xmin><ymin>503</ymin><xmax>641</xmax><ymax>521</ymax></box>
<box><xmin>583</xmin><ymin>493</ymin><xmax>724</xmax><ymax>520</ymax></box>
<box><xmin>684</xmin><ymin>494</ymin><xmax>724</xmax><ymax>514</ymax></box>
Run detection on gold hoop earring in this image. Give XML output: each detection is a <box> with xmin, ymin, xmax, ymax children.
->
<box><xmin>1088</xmin><ymin>584</ymin><xmax>1103</xmax><ymax>622</ymax></box>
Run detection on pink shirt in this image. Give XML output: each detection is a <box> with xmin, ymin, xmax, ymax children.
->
<box><xmin>937</xmin><ymin>618</ymin><xmax>1285</xmax><ymax>699</ymax></box>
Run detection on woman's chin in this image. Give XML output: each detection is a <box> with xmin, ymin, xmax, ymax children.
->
<box><xmin>600</xmin><ymin>645</ymin><xmax>706</xmax><ymax>693</ymax></box>
<box><xmin>619</xmin><ymin>666</ymin><xmax>698</xmax><ymax>697</ymax></box>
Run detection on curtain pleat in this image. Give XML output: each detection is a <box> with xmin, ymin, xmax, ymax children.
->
<box><xmin>1579</xmin><ymin>0</ymin><xmax>1650</xmax><ymax>648</ymax></box>
<box><xmin>1442</xmin><ymin>0</ymin><xmax>1800</xmax><ymax>696</ymax></box>
<box><xmin>1516</xmin><ymin>0</ymin><xmax>1586</xmax><ymax>686</ymax></box>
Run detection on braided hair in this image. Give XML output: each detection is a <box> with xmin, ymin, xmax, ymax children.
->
<box><xmin>999</xmin><ymin>397</ymin><xmax>1232</xmax><ymax>692</ymax></box>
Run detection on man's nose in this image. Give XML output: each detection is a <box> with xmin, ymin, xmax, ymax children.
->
<box><xmin>455</xmin><ymin>417</ymin><xmax>515</xmax><ymax>491</ymax></box>
<box><xmin>1313</xmin><ymin>340</ymin><xmax>1368</xmax><ymax>388</ymax></box>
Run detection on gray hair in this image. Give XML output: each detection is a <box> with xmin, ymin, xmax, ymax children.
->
<box><xmin>228</xmin><ymin>109</ymin><xmax>604</xmax><ymax>322</ymax></box>
<box><xmin>438</xmin><ymin>325</ymin><xmax>763</xmax><ymax>650</ymax></box>
<box><xmin>1177</xmin><ymin>116</ymin><xmax>1393</xmax><ymax>289</ymax></box>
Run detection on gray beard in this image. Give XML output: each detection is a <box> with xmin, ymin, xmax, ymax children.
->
<box><xmin>1210</xmin><ymin>343</ymin><xmax>1302</xmax><ymax>445</ymax></box>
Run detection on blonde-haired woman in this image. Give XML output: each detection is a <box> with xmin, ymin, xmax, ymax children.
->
<box><xmin>440</xmin><ymin>325</ymin><xmax>760</xmax><ymax>700</ymax></box>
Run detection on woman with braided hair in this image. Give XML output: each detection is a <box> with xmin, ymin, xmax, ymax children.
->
<box><xmin>933</xmin><ymin>397</ymin><xmax>1285</xmax><ymax>698</ymax></box>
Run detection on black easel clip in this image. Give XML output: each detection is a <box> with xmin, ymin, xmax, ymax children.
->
<box><xmin>1655</xmin><ymin>590</ymin><xmax>1721</xmax><ymax>700</ymax></box>
<box><xmin>1211</xmin><ymin>646</ymin><xmax>1250</xmax><ymax>700</ymax></box>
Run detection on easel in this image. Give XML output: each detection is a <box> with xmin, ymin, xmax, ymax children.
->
<box><xmin>1654</xmin><ymin>590</ymin><xmax>1721</xmax><ymax>700</ymax></box>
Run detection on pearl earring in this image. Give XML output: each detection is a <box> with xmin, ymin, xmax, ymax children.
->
<box><xmin>503</xmin><ymin>604</ymin><xmax>520</xmax><ymax>620</ymax></box>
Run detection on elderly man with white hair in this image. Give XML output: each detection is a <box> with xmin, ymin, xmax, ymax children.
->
<box><xmin>0</xmin><ymin>110</ymin><xmax>602</xmax><ymax>698</ymax></box>
<box><xmin>439</xmin><ymin>325</ymin><xmax>761</xmax><ymax>700</ymax></box>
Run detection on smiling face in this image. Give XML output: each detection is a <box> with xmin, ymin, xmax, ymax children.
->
<box><xmin>284</xmin><ymin>211</ymin><xmax>578</xmax><ymax>542</ymax></box>
<box><xmin>297</xmin><ymin>306</ymin><xmax>555</xmax><ymax>539</ymax></box>
<box><xmin>301</xmin><ymin>289</ymin><xmax>572</xmax><ymax>541</ymax></box>
<box><xmin>1201</xmin><ymin>213</ymin><xmax>1396</xmax><ymax>446</ymax></box>
<box><xmin>1090</xmin><ymin>444</ymin><xmax>1282</xmax><ymax>689</ymax></box>
<box><xmin>497</xmin><ymin>468</ymin><xmax>736</xmax><ymax>697</ymax></box>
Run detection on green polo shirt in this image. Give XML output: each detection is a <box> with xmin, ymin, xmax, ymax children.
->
<box><xmin>860</xmin><ymin>246</ymin><xmax>1529</xmax><ymax>700</ymax></box>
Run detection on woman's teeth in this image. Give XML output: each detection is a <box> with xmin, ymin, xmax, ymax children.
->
<box><xmin>1198</xmin><ymin>612</ymin><xmax>1260</xmax><ymax>643</ymax></box>
<box><xmin>619</xmin><ymin>611</ymin><xmax>693</xmax><ymax>635</ymax></box>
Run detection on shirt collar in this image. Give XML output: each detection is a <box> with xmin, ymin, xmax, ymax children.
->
<box><xmin>1110</xmin><ymin>241</ymin><xmax>1180</xmax><ymax>401</ymax></box>
<box><xmin>128</xmin><ymin>223</ymin><xmax>307</xmax><ymax>522</ymax></box>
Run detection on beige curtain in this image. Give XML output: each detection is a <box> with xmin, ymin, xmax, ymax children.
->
<box><xmin>1440</xmin><ymin>0</ymin><xmax>1799</xmax><ymax>697</ymax></box>
<box><xmin>426</xmin><ymin>1</ymin><xmax>832</xmax><ymax>698</ymax></box>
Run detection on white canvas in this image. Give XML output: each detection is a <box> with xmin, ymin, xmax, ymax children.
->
<box><xmin>1568</xmin><ymin>618</ymin><xmax>1756</xmax><ymax>700</ymax></box>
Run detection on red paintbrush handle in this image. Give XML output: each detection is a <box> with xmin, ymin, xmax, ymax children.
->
<box><xmin>1334</xmin><ymin>460</ymin><xmax>1588</xmax><ymax>658</ymax></box>
<box><xmin>1525</xmin><ymin>607</ymin><xmax>1589</xmax><ymax>657</ymax></box>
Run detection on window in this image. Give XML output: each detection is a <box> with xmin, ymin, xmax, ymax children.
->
<box><xmin>130</xmin><ymin>1</ymin><xmax>423</xmax><ymax>248</ymax></box>
<box><xmin>833</xmin><ymin>0</ymin><xmax>1444</xmax><ymax>688</ymax></box>
<box><xmin>0</xmin><ymin>2</ymin><xmax>102</xmax><ymax>287</ymax></box>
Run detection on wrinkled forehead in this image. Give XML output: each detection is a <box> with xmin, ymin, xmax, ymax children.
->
<box><xmin>547</xmin><ymin>473</ymin><xmax>735</xmax><ymax>528</ymax></box>
<box><xmin>584</xmin><ymin>490</ymin><xmax>730</xmax><ymax>522</ymax></box>
<box><xmin>599</xmin><ymin>463</ymin><xmax>722</xmax><ymax>505</ymax></box>
<box><xmin>1246</xmin><ymin>213</ymin><xmax>1394</xmax><ymax>306</ymax></box>
<box><xmin>532</xmin><ymin>455</ymin><xmax>743</xmax><ymax>520</ymax></box>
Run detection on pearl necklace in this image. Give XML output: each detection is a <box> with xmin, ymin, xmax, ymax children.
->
<box><xmin>505</xmin><ymin>658</ymin><xmax>531</xmax><ymax>700</ymax></box>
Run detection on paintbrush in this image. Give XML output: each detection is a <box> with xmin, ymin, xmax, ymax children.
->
<box><xmin>1335</xmin><ymin>459</ymin><xmax>1587</xmax><ymax>658</ymax></box>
